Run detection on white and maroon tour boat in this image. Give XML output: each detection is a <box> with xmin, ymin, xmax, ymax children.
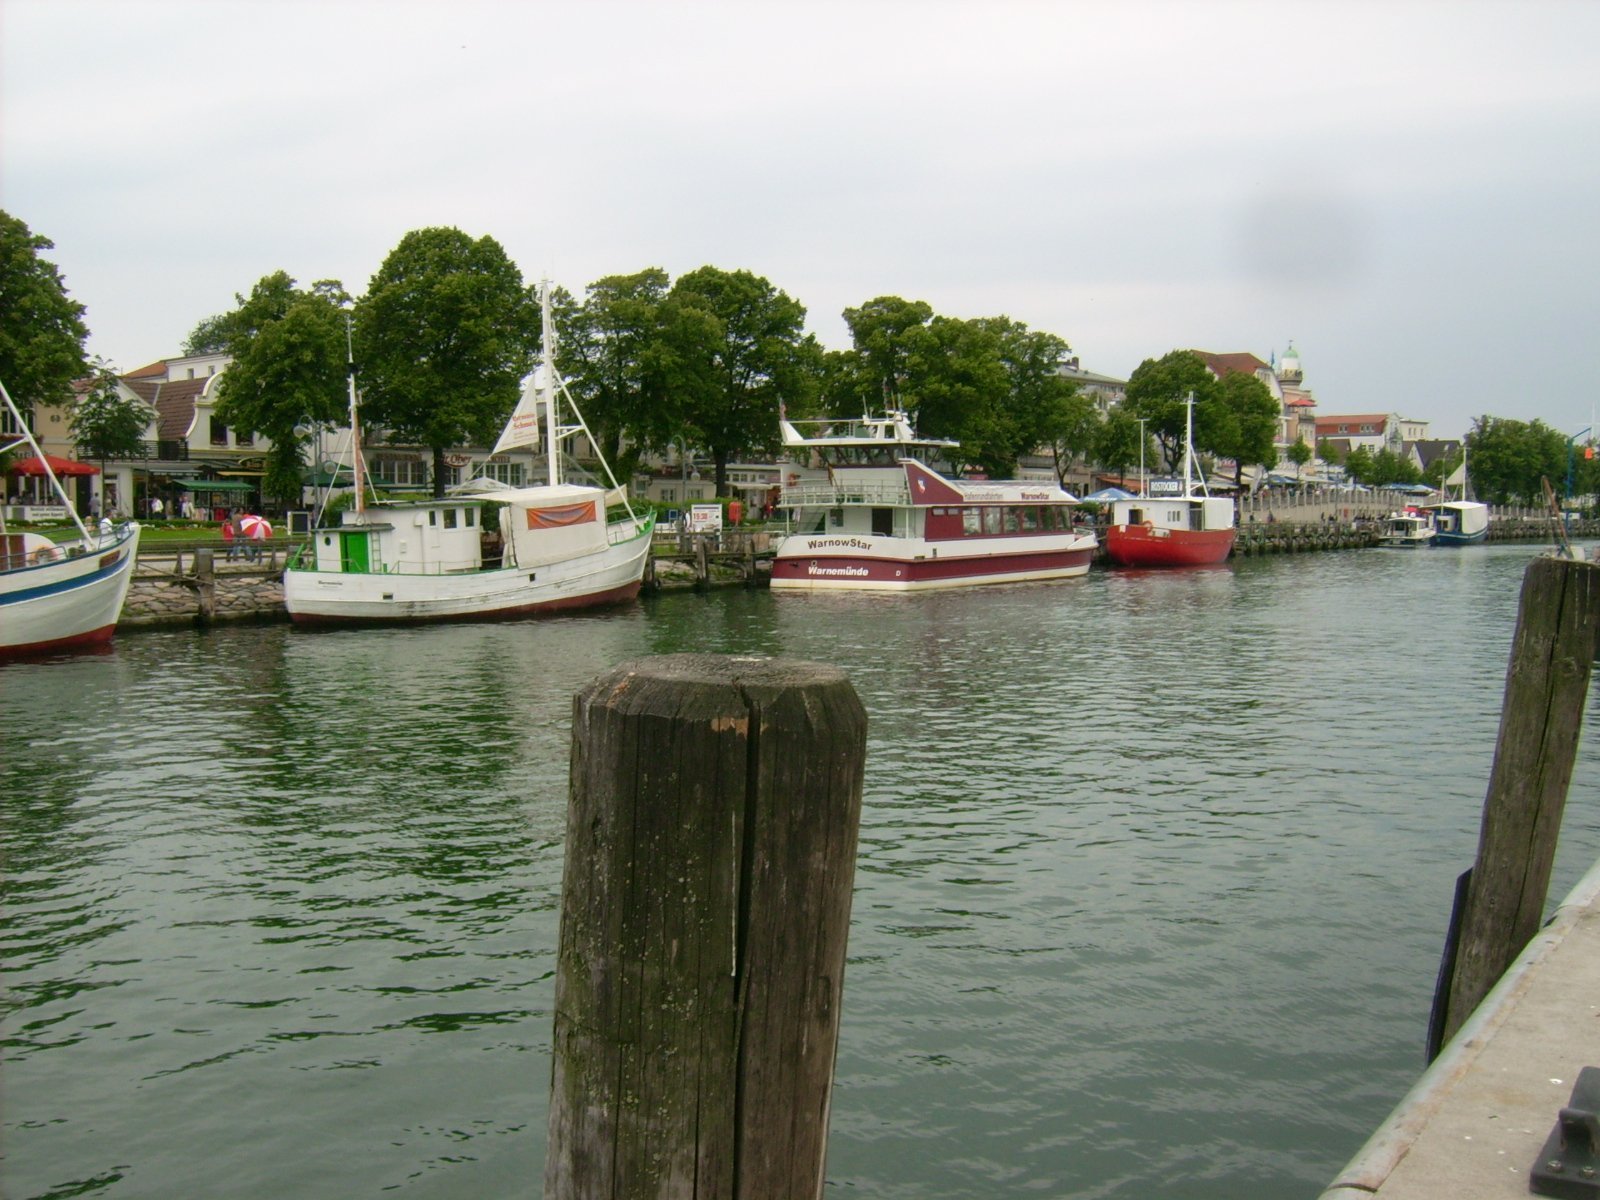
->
<box><xmin>770</xmin><ymin>409</ymin><xmax>1096</xmax><ymax>591</ymax></box>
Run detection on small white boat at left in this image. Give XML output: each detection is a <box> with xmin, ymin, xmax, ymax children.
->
<box><xmin>1</xmin><ymin>379</ymin><xmax>141</xmax><ymax>658</ymax></box>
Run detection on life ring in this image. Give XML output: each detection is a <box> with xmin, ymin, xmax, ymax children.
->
<box><xmin>1141</xmin><ymin>520</ymin><xmax>1154</xmax><ymax>531</ymax></box>
<box><xmin>32</xmin><ymin>545</ymin><xmax>59</xmax><ymax>565</ymax></box>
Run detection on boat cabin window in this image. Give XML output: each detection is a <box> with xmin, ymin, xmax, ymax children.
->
<box><xmin>1002</xmin><ymin>508</ymin><xmax>1020</xmax><ymax>534</ymax></box>
<box><xmin>443</xmin><ymin>508</ymin><xmax>458</xmax><ymax>529</ymax></box>
<box><xmin>1019</xmin><ymin>507</ymin><xmax>1039</xmax><ymax>532</ymax></box>
<box><xmin>871</xmin><ymin>508</ymin><xmax>894</xmax><ymax>537</ymax></box>
<box><xmin>465</xmin><ymin>508</ymin><xmax>476</xmax><ymax>527</ymax></box>
<box><xmin>963</xmin><ymin>508</ymin><xmax>982</xmax><ymax>536</ymax></box>
<box><xmin>1127</xmin><ymin>507</ymin><xmax>1144</xmax><ymax>525</ymax></box>
<box><xmin>829</xmin><ymin>508</ymin><xmax>844</xmax><ymax>529</ymax></box>
<box><xmin>981</xmin><ymin>508</ymin><xmax>1002</xmax><ymax>535</ymax></box>
<box><xmin>429</xmin><ymin>511</ymin><xmax>438</xmax><ymax>526</ymax></box>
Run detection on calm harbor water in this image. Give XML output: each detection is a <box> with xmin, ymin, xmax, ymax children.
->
<box><xmin>4</xmin><ymin>542</ymin><xmax>1598</xmax><ymax>1199</ymax></box>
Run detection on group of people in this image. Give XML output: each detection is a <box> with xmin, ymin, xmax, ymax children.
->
<box><xmin>220</xmin><ymin>515</ymin><xmax>268</xmax><ymax>562</ymax></box>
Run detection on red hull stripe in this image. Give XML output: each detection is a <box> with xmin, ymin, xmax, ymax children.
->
<box><xmin>773</xmin><ymin>547</ymin><xmax>1092</xmax><ymax>584</ymax></box>
<box><xmin>0</xmin><ymin>622</ymin><xmax>118</xmax><ymax>659</ymax></box>
<box><xmin>287</xmin><ymin>581</ymin><xmax>642</xmax><ymax>626</ymax></box>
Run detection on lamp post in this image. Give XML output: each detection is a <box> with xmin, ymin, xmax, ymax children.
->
<box><xmin>1567</xmin><ymin>425</ymin><xmax>1592</xmax><ymax>505</ymax></box>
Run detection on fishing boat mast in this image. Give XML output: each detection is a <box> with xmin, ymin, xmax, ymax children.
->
<box><xmin>347</xmin><ymin>315</ymin><xmax>366</xmax><ymax>517</ymax></box>
<box><xmin>540</xmin><ymin>281</ymin><xmax>562</xmax><ymax>489</ymax></box>
<box><xmin>1</xmin><ymin>377</ymin><xmax>93</xmax><ymax>542</ymax></box>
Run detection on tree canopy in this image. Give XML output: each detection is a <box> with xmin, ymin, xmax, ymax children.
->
<box><xmin>562</xmin><ymin>268</ymin><xmax>675</xmax><ymax>477</ymax></box>
<box><xmin>356</xmin><ymin>227</ymin><xmax>538</xmax><ymax>496</ymax></box>
<box><xmin>1123</xmin><ymin>350</ymin><xmax>1215</xmax><ymax>470</ymax></box>
<box><xmin>70</xmin><ymin>360</ymin><xmax>150</xmax><ymax>469</ymax></box>
<box><xmin>656</xmin><ymin>266</ymin><xmax>820</xmax><ymax>494</ymax></box>
<box><xmin>1466</xmin><ymin>415</ymin><xmax>1570</xmax><ymax>505</ymax></box>
<box><xmin>0</xmin><ymin>210</ymin><xmax>89</xmax><ymax>413</ymax></box>
<box><xmin>210</xmin><ymin>272</ymin><xmax>353</xmax><ymax>507</ymax></box>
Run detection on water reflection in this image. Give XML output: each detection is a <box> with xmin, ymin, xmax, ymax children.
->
<box><xmin>2</xmin><ymin>546</ymin><xmax>1596</xmax><ymax>1199</ymax></box>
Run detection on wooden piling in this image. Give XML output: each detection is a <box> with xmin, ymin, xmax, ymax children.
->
<box><xmin>193</xmin><ymin>548</ymin><xmax>216</xmax><ymax>624</ymax></box>
<box><xmin>1436</xmin><ymin>555</ymin><xmax>1600</xmax><ymax>1047</ymax></box>
<box><xmin>546</xmin><ymin>654</ymin><xmax>868</xmax><ymax>1200</ymax></box>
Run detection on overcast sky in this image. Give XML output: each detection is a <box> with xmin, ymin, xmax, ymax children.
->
<box><xmin>4</xmin><ymin>0</ymin><xmax>1598</xmax><ymax>439</ymax></box>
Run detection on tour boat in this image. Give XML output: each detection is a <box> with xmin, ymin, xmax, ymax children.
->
<box><xmin>1103</xmin><ymin>394</ymin><xmax>1235</xmax><ymax>567</ymax></box>
<box><xmin>1377</xmin><ymin>509</ymin><xmax>1437</xmax><ymax>548</ymax></box>
<box><xmin>770</xmin><ymin>409</ymin><xmax>1096</xmax><ymax>591</ymax></box>
<box><xmin>1</xmin><ymin>379</ymin><xmax>141</xmax><ymax>657</ymax></box>
<box><xmin>283</xmin><ymin>283</ymin><xmax>654</xmax><ymax>625</ymax></box>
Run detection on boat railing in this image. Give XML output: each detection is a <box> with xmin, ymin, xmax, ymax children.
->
<box><xmin>780</xmin><ymin>482</ymin><xmax>910</xmax><ymax>508</ymax></box>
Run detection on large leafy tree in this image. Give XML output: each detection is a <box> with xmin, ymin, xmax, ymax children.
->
<box><xmin>840</xmin><ymin>296</ymin><xmax>936</xmax><ymax>413</ymax></box>
<box><xmin>0</xmin><ymin>210</ymin><xmax>89</xmax><ymax>415</ymax></box>
<box><xmin>1048</xmin><ymin>390</ymin><xmax>1101</xmax><ymax>486</ymax></box>
<box><xmin>356</xmin><ymin>227</ymin><xmax>538</xmax><ymax>497</ymax></box>
<box><xmin>1095</xmin><ymin>405</ymin><xmax>1148</xmax><ymax>484</ymax></box>
<box><xmin>210</xmin><ymin>272</ymin><xmax>352</xmax><ymax>507</ymax></box>
<box><xmin>658</xmin><ymin>266</ymin><xmax>820</xmax><ymax>494</ymax></box>
<box><xmin>563</xmin><ymin>268</ymin><xmax>675</xmax><ymax>476</ymax></box>
<box><xmin>1466</xmin><ymin>415</ymin><xmax>1568</xmax><ymax>505</ymax></box>
<box><xmin>1206</xmin><ymin>368</ymin><xmax>1280</xmax><ymax>485</ymax></box>
<box><xmin>70</xmin><ymin>360</ymin><xmax>150</xmax><ymax>471</ymax></box>
<box><xmin>1123</xmin><ymin>350</ymin><xmax>1215</xmax><ymax>470</ymax></box>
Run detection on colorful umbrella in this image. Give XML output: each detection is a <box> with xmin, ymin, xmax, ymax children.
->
<box><xmin>7</xmin><ymin>453</ymin><xmax>100</xmax><ymax>477</ymax></box>
<box><xmin>238</xmin><ymin>515</ymin><xmax>272</xmax><ymax>539</ymax></box>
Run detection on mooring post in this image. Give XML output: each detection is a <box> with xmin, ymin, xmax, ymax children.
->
<box><xmin>193</xmin><ymin>547</ymin><xmax>216</xmax><ymax>624</ymax></box>
<box><xmin>695</xmin><ymin>534</ymin><xmax>710</xmax><ymax>589</ymax></box>
<box><xmin>1436</xmin><ymin>555</ymin><xmax>1600</xmax><ymax>1047</ymax></box>
<box><xmin>546</xmin><ymin>654</ymin><xmax>868</xmax><ymax>1200</ymax></box>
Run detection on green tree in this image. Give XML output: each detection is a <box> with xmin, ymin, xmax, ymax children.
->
<box><xmin>1369</xmin><ymin>447</ymin><xmax>1421</xmax><ymax>486</ymax></box>
<box><xmin>1124</xmin><ymin>350</ymin><xmax>1215</xmax><ymax>471</ymax></box>
<box><xmin>1344</xmin><ymin>445</ymin><xmax>1376</xmax><ymax>485</ymax></box>
<box><xmin>211</xmin><ymin>273</ymin><xmax>352</xmax><ymax>508</ymax></box>
<box><xmin>1288</xmin><ymin>437</ymin><xmax>1313</xmax><ymax>481</ymax></box>
<box><xmin>1424</xmin><ymin>447</ymin><xmax>1462</xmax><ymax>491</ymax></box>
<box><xmin>1206</xmin><ymin>369</ymin><xmax>1279</xmax><ymax>485</ymax></box>
<box><xmin>658</xmin><ymin>266</ymin><xmax>819</xmax><ymax>494</ymax></box>
<box><xmin>840</xmin><ymin>295</ymin><xmax>936</xmax><ymax>412</ymax></box>
<box><xmin>1466</xmin><ymin>415</ymin><xmax>1567</xmax><ymax>505</ymax></box>
<box><xmin>1094</xmin><ymin>405</ymin><xmax>1147</xmax><ymax>484</ymax></box>
<box><xmin>356</xmin><ymin>227</ymin><xmax>538</xmax><ymax>497</ymax></box>
<box><xmin>0</xmin><ymin>211</ymin><xmax>89</xmax><ymax>416</ymax></box>
<box><xmin>69</xmin><ymin>359</ymin><xmax>150</xmax><ymax>473</ymax></box>
<box><xmin>563</xmin><ymin>268</ymin><xmax>674</xmax><ymax>475</ymax></box>
<box><xmin>1049</xmin><ymin>390</ymin><xmax>1101</xmax><ymax>486</ymax></box>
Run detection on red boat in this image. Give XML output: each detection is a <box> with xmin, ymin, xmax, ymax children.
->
<box><xmin>1103</xmin><ymin>393</ymin><xmax>1236</xmax><ymax>568</ymax></box>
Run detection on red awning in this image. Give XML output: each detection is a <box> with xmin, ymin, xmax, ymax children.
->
<box><xmin>7</xmin><ymin>454</ymin><xmax>101</xmax><ymax>477</ymax></box>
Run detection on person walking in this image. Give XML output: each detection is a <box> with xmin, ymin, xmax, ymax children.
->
<box><xmin>221</xmin><ymin>517</ymin><xmax>237</xmax><ymax>561</ymax></box>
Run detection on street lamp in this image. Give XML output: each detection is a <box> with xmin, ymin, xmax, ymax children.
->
<box><xmin>1136</xmin><ymin>418</ymin><xmax>1147</xmax><ymax>496</ymax></box>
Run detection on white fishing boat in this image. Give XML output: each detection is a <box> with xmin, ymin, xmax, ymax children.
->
<box><xmin>282</xmin><ymin>283</ymin><xmax>655</xmax><ymax>625</ymax></box>
<box><xmin>1377</xmin><ymin>508</ymin><xmax>1437</xmax><ymax>548</ymax></box>
<box><xmin>1</xmin><ymin>378</ymin><xmax>141</xmax><ymax>658</ymax></box>
<box><xmin>771</xmin><ymin>408</ymin><xmax>1095</xmax><ymax>591</ymax></box>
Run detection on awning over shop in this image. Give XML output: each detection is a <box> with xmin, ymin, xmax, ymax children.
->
<box><xmin>177</xmin><ymin>479</ymin><xmax>257</xmax><ymax>492</ymax></box>
<box><xmin>8</xmin><ymin>453</ymin><xmax>100</xmax><ymax>476</ymax></box>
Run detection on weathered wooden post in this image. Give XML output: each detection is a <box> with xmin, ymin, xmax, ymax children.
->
<box><xmin>193</xmin><ymin>547</ymin><xmax>217</xmax><ymax>624</ymax></box>
<box><xmin>694</xmin><ymin>535</ymin><xmax>710</xmax><ymax>589</ymax></box>
<box><xmin>546</xmin><ymin>654</ymin><xmax>867</xmax><ymax>1200</ymax></box>
<box><xmin>1436</xmin><ymin>555</ymin><xmax>1600</xmax><ymax>1047</ymax></box>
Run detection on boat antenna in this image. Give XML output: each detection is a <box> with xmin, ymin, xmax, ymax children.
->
<box><xmin>346</xmin><ymin>313</ymin><xmax>369</xmax><ymax>517</ymax></box>
<box><xmin>534</xmin><ymin>278</ymin><xmax>640</xmax><ymax>519</ymax></box>
<box><xmin>540</xmin><ymin>281</ymin><xmax>561</xmax><ymax>488</ymax></box>
<box><xmin>1183</xmin><ymin>391</ymin><xmax>1209</xmax><ymax>499</ymax></box>
<box><xmin>0</xmin><ymin>376</ymin><xmax>93</xmax><ymax>542</ymax></box>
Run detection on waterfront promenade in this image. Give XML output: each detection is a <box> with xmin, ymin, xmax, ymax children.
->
<box><xmin>1321</xmin><ymin>856</ymin><xmax>1600</xmax><ymax>1199</ymax></box>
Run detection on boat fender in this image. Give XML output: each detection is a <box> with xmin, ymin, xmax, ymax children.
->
<box><xmin>32</xmin><ymin>545</ymin><xmax>61</xmax><ymax>565</ymax></box>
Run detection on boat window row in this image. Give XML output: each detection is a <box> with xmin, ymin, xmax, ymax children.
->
<box><xmin>426</xmin><ymin>507</ymin><xmax>477</xmax><ymax>529</ymax></box>
<box><xmin>926</xmin><ymin>504</ymin><xmax>1075</xmax><ymax>538</ymax></box>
